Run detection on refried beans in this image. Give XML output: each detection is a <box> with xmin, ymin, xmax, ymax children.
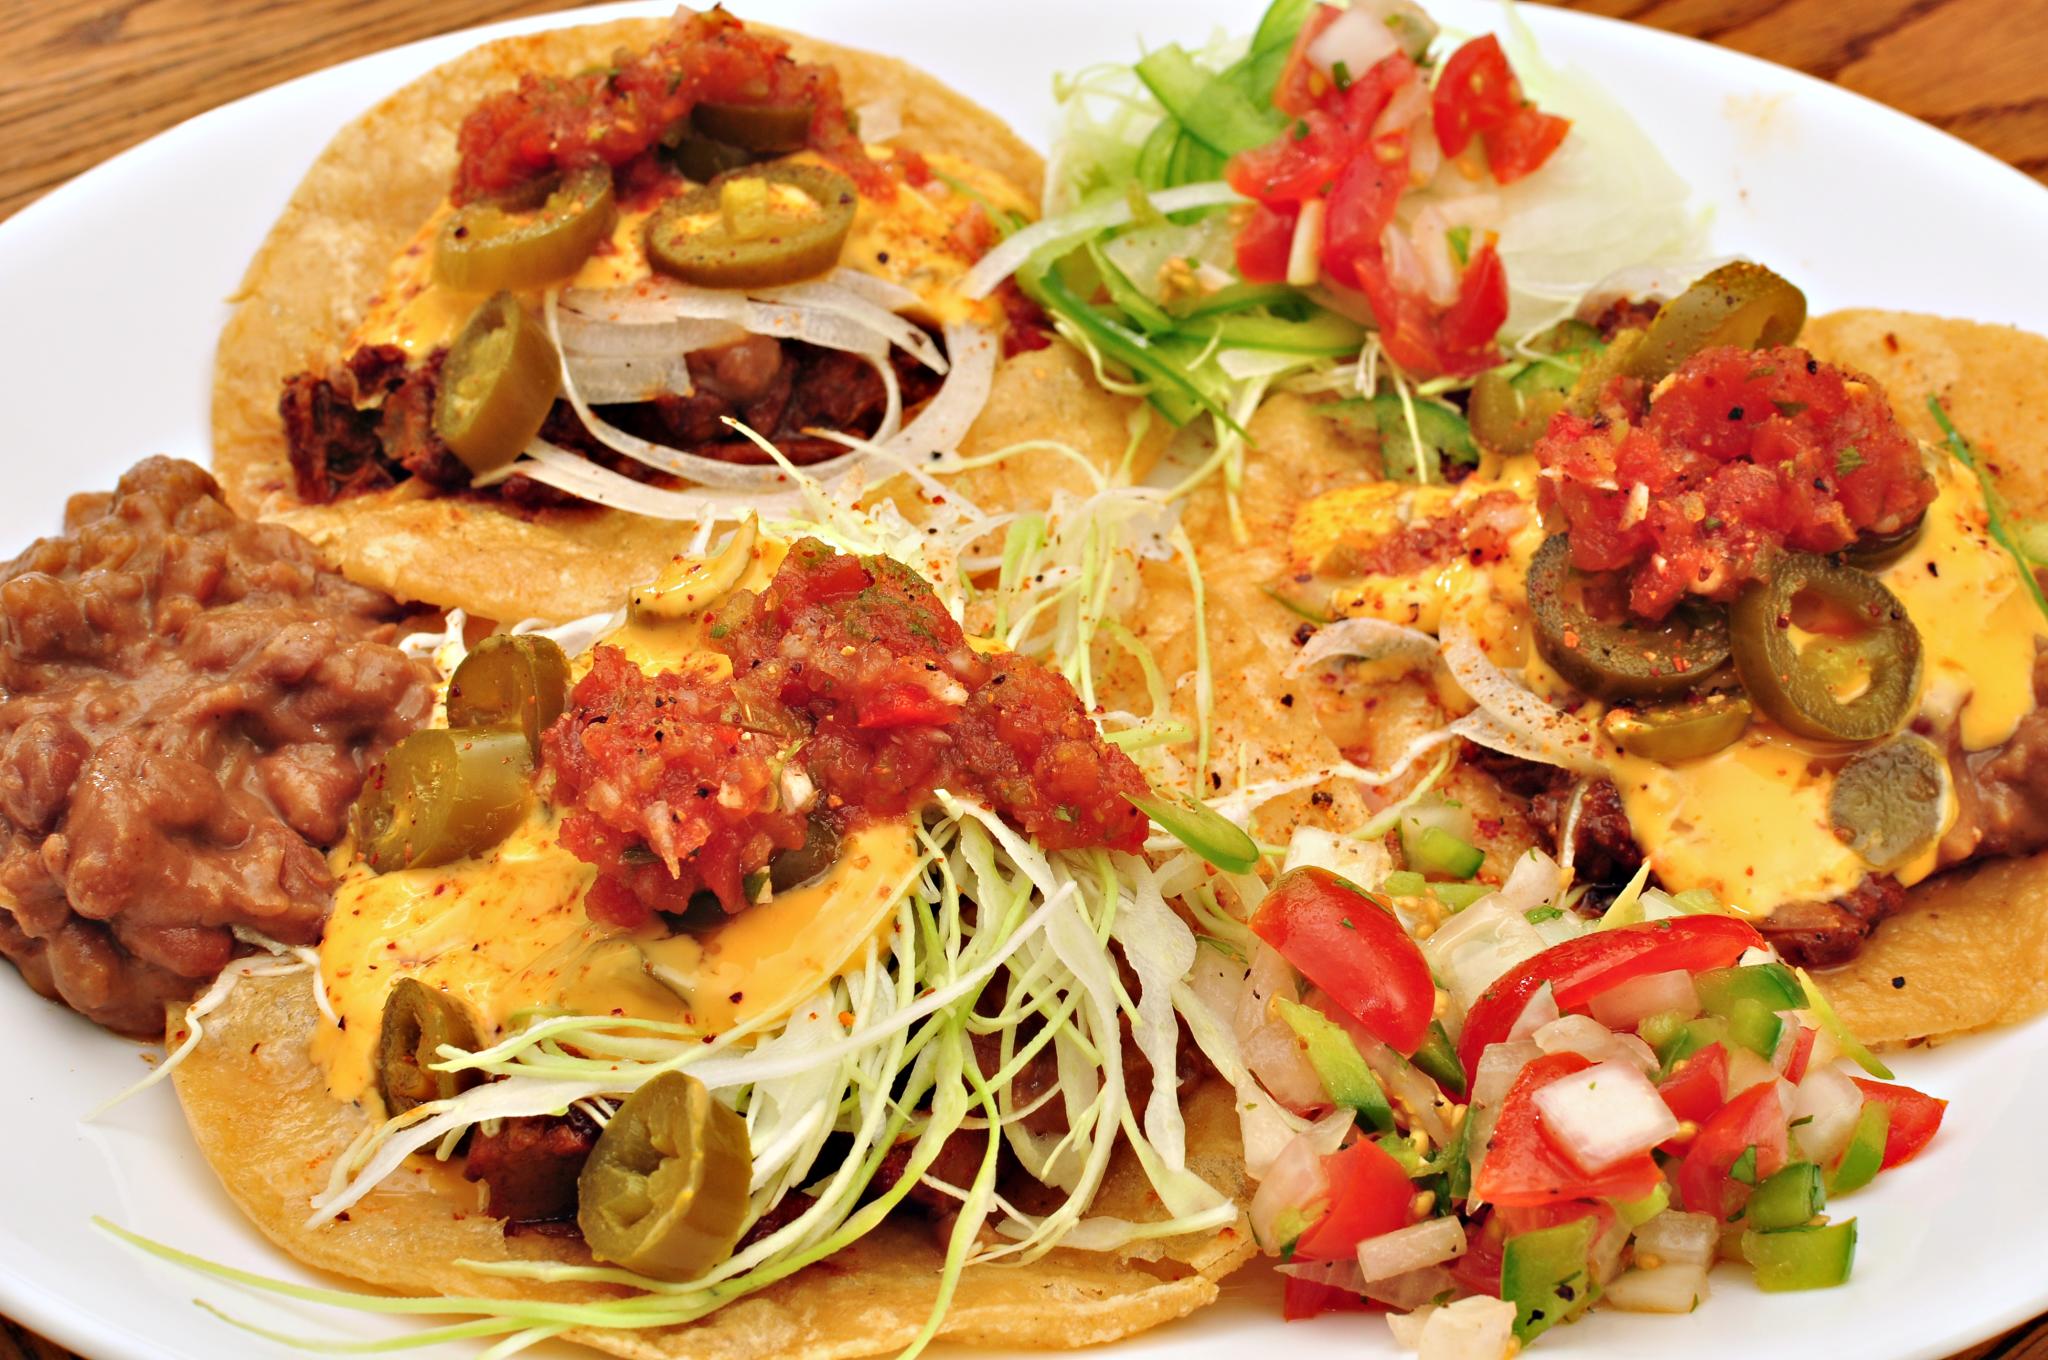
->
<box><xmin>0</xmin><ymin>458</ymin><xmax>435</xmax><ymax>1034</ymax></box>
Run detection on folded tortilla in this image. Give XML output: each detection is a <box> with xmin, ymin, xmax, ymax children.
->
<box><xmin>210</xmin><ymin>16</ymin><xmax>1044</xmax><ymax>624</ymax></box>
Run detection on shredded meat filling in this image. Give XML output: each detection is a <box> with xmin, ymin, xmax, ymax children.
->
<box><xmin>0</xmin><ymin>458</ymin><xmax>436</xmax><ymax>1034</ymax></box>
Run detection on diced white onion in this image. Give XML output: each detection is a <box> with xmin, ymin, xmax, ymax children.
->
<box><xmin>1589</xmin><ymin>968</ymin><xmax>1701</xmax><ymax>1030</ymax></box>
<box><xmin>1507</xmin><ymin>983</ymin><xmax>1560</xmax><ymax>1042</ymax></box>
<box><xmin>1534</xmin><ymin>1013</ymin><xmax>1656</xmax><ymax>1074</ymax></box>
<box><xmin>1789</xmin><ymin>1064</ymin><xmax>1863</xmax><ymax>1165</ymax></box>
<box><xmin>1237</xmin><ymin>944</ymin><xmax>1326</xmax><ymax>1112</ymax></box>
<box><xmin>1277</xmin><ymin>1257</ymin><xmax>1365</xmax><ymax>1290</ymax></box>
<box><xmin>1439</xmin><ymin>617</ymin><xmax>1604</xmax><ymax>772</ymax></box>
<box><xmin>1357</xmin><ymin>1031</ymin><xmax>1457</xmax><ymax>1149</ymax></box>
<box><xmin>1288</xmin><ymin>614</ymin><xmax>1440</xmax><ymax>677</ymax></box>
<box><xmin>1530</xmin><ymin>1059</ymin><xmax>1680</xmax><ymax>1172</ymax></box>
<box><xmin>1357</xmin><ymin>1216</ymin><xmax>1466</xmax><ymax>1282</ymax></box>
<box><xmin>1248</xmin><ymin>1119</ymin><xmax>1339</xmax><ymax>1249</ymax></box>
<box><xmin>1723</xmin><ymin>1044</ymin><xmax>1778</xmax><ymax>1099</ymax></box>
<box><xmin>852</xmin><ymin>95</ymin><xmax>903</xmax><ymax>144</ymax></box>
<box><xmin>1283</xmin><ymin>826</ymin><xmax>1394</xmax><ymax>888</ymax></box>
<box><xmin>960</xmin><ymin>181</ymin><xmax>1247</xmax><ymax>300</ymax></box>
<box><xmin>1286</xmin><ymin>198</ymin><xmax>1327</xmax><ymax>288</ymax></box>
<box><xmin>1632</xmin><ymin>1210</ymin><xmax>1721</xmax><ymax>1268</ymax></box>
<box><xmin>1308</xmin><ymin>7</ymin><xmax>1402</xmax><ymax>80</ymax></box>
<box><xmin>1471</xmin><ymin>1040</ymin><xmax>1544</xmax><ymax>1111</ymax></box>
<box><xmin>1425</xmin><ymin>868</ymin><xmax>1557</xmax><ymax>1018</ymax></box>
<box><xmin>1409</xmin><ymin>205</ymin><xmax>1461</xmax><ymax>308</ymax></box>
<box><xmin>1365</xmin><ymin>1264</ymin><xmax>1459</xmax><ymax>1311</ymax></box>
<box><xmin>1605</xmin><ymin>1260</ymin><xmax>1710</xmax><ymax>1313</ymax></box>
<box><xmin>1409</xmin><ymin>1295</ymin><xmax>1518</xmax><ymax>1360</ymax></box>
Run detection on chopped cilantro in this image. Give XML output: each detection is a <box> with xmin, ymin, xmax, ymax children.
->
<box><xmin>1772</xmin><ymin>399</ymin><xmax>1809</xmax><ymax>419</ymax></box>
<box><xmin>1836</xmin><ymin>445</ymin><xmax>1866</xmax><ymax>476</ymax></box>
<box><xmin>1447</xmin><ymin>225</ymin><xmax>1472</xmax><ymax>266</ymax></box>
<box><xmin>1331</xmin><ymin>60</ymin><xmax>1353</xmax><ymax>90</ymax></box>
<box><xmin>1730</xmin><ymin>1145</ymin><xmax>1759</xmax><ymax>1185</ymax></box>
<box><xmin>1525</xmin><ymin>906</ymin><xmax>1564</xmax><ymax>925</ymax></box>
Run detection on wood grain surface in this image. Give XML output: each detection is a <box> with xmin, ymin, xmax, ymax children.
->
<box><xmin>2</xmin><ymin>0</ymin><xmax>2045</xmax><ymax>1357</ymax></box>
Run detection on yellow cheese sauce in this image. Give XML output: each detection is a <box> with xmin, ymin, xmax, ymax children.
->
<box><xmin>1285</xmin><ymin>445</ymin><xmax>2040</xmax><ymax>917</ymax></box>
<box><xmin>313</xmin><ymin>532</ymin><xmax>920</xmax><ymax>1106</ymax></box>
<box><xmin>349</xmin><ymin>148</ymin><xmax>1025</xmax><ymax>358</ymax></box>
<box><xmin>313</xmin><ymin>814</ymin><xmax>919</xmax><ymax>1106</ymax></box>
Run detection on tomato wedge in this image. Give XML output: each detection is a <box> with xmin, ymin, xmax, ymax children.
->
<box><xmin>1850</xmin><ymin>1078</ymin><xmax>1947</xmax><ymax>1169</ymax></box>
<box><xmin>1475</xmin><ymin>1053</ymin><xmax>1664</xmax><ymax>1207</ymax></box>
<box><xmin>1485</xmin><ymin>104</ymin><xmax>1571</xmax><ymax>185</ymax></box>
<box><xmin>1293</xmin><ymin>1137</ymin><xmax>1417</xmax><ymax>1261</ymax></box>
<box><xmin>1658</xmin><ymin>1041</ymin><xmax>1729</xmax><ymax>1132</ymax></box>
<box><xmin>1236</xmin><ymin>203</ymin><xmax>1298</xmax><ymax>284</ymax></box>
<box><xmin>1675</xmin><ymin>1080</ymin><xmax>1788</xmax><ymax>1219</ymax></box>
<box><xmin>1432</xmin><ymin>36</ymin><xmax>1522</xmax><ymax>159</ymax></box>
<box><xmin>1251</xmin><ymin>867</ymin><xmax>1436</xmax><ymax>1055</ymax></box>
<box><xmin>1457</xmin><ymin>916</ymin><xmax>1765</xmax><ymax>1082</ymax></box>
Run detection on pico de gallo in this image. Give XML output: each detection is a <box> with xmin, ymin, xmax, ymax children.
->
<box><xmin>1227</xmin><ymin>839</ymin><xmax>1945</xmax><ymax>1355</ymax></box>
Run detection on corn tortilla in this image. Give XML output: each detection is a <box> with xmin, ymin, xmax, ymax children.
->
<box><xmin>211</xmin><ymin>15</ymin><xmax>1044</xmax><ymax>623</ymax></box>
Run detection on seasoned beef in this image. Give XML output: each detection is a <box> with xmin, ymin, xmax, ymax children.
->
<box><xmin>1757</xmin><ymin>876</ymin><xmax>1909</xmax><ymax>969</ymax></box>
<box><xmin>464</xmin><ymin>1111</ymin><xmax>600</xmax><ymax>1224</ymax></box>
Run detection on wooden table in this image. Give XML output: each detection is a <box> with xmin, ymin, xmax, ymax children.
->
<box><xmin>1</xmin><ymin>0</ymin><xmax>2044</xmax><ymax>1356</ymax></box>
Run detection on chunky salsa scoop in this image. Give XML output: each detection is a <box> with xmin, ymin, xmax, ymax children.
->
<box><xmin>1535</xmin><ymin>344</ymin><xmax>1936</xmax><ymax>619</ymax></box>
<box><xmin>544</xmin><ymin>538</ymin><xmax>1151</xmax><ymax>926</ymax></box>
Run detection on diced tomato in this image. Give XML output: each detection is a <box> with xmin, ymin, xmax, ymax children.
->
<box><xmin>1228</xmin><ymin>55</ymin><xmax>1413</xmax><ymax>208</ymax></box>
<box><xmin>1282</xmin><ymin>1275</ymin><xmax>1373</xmax><ymax>1319</ymax></box>
<box><xmin>1251</xmin><ymin>867</ymin><xmax>1436</xmax><ymax>1056</ymax></box>
<box><xmin>1457</xmin><ymin>917</ymin><xmax>1765</xmax><ymax>1082</ymax></box>
<box><xmin>1272</xmin><ymin>3</ymin><xmax>1345</xmax><ymax>116</ymax></box>
<box><xmin>1484</xmin><ymin>104</ymin><xmax>1571</xmax><ymax>184</ymax></box>
<box><xmin>1237</xmin><ymin>203</ymin><xmax>1299</xmax><ymax>284</ymax></box>
<box><xmin>1496</xmin><ymin>1198</ymin><xmax>1617</xmax><ymax>1240</ymax></box>
<box><xmin>1782</xmin><ymin>1026</ymin><xmax>1818</xmax><ymax>1084</ymax></box>
<box><xmin>1320</xmin><ymin>142</ymin><xmax>1409</xmax><ymax>291</ymax></box>
<box><xmin>1293</xmin><ymin>1138</ymin><xmax>1418</xmax><ymax>1260</ymax></box>
<box><xmin>1448</xmin><ymin>1212</ymin><xmax>1506</xmax><ymax>1296</ymax></box>
<box><xmin>1475</xmin><ymin>1053</ymin><xmax>1664</xmax><ymax>1207</ymax></box>
<box><xmin>1658</xmin><ymin>1042</ymin><xmax>1729</xmax><ymax>1132</ymax></box>
<box><xmin>1850</xmin><ymin>1079</ymin><xmax>1947</xmax><ymax>1169</ymax></box>
<box><xmin>854</xmin><ymin>683</ymin><xmax>959</xmax><ymax>730</ymax></box>
<box><xmin>1676</xmin><ymin>1081</ymin><xmax>1788</xmax><ymax>1219</ymax></box>
<box><xmin>1431</xmin><ymin>36</ymin><xmax>1522</xmax><ymax>158</ymax></box>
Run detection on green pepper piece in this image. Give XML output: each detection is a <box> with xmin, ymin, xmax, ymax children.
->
<box><xmin>447</xmin><ymin>634</ymin><xmax>572</xmax><ymax>759</ymax></box>
<box><xmin>1610</xmin><ymin>1183</ymin><xmax>1670</xmax><ymax>1229</ymax></box>
<box><xmin>1725</xmin><ymin>997</ymin><xmax>1785</xmax><ymax>1058</ymax></box>
<box><xmin>1275</xmin><ymin>996</ymin><xmax>1395</xmax><ymax>1131</ymax></box>
<box><xmin>1830</xmin><ymin>733</ymin><xmax>1946</xmax><ymax>872</ymax></box>
<box><xmin>354</xmin><ymin>726</ymin><xmax>533</xmax><ymax>873</ymax></box>
<box><xmin>1656</xmin><ymin>1015</ymin><xmax>1729</xmax><ymax>1073</ymax></box>
<box><xmin>375</xmin><ymin>977</ymin><xmax>482</xmax><ymax>1118</ymax></box>
<box><xmin>1746</xmin><ymin>1161</ymin><xmax>1826</xmax><ymax>1231</ymax></box>
<box><xmin>1432</xmin><ymin>882</ymin><xmax>1492</xmax><ymax>912</ymax></box>
<box><xmin>1410</xmin><ymin>825</ymin><xmax>1484</xmax><ymax>880</ymax></box>
<box><xmin>1603</xmin><ymin>691</ymin><xmax>1752</xmax><ymax>763</ymax></box>
<box><xmin>434</xmin><ymin>292</ymin><xmax>564</xmax><ymax>477</ymax></box>
<box><xmin>1695</xmin><ymin>962</ymin><xmax>1803</xmax><ymax>1016</ymax></box>
<box><xmin>1728</xmin><ymin>553</ymin><xmax>1923</xmax><ymax>743</ymax></box>
<box><xmin>578</xmin><ymin>1071</ymin><xmax>753</xmax><ymax>1280</ymax></box>
<box><xmin>1638</xmin><ymin>1010</ymin><xmax>1691</xmax><ymax>1052</ymax></box>
<box><xmin>1381</xmin><ymin>869</ymin><xmax>1428</xmax><ymax>898</ymax></box>
<box><xmin>1529</xmin><ymin>535</ymin><xmax>1732</xmax><ymax>700</ymax></box>
<box><xmin>1625</xmin><ymin>261</ymin><xmax>1808</xmax><ymax>384</ymax></box>
<box><xmin>646</xmin><ymin>160</ymin><xmax>858</xmax><ymax>289</ymax></box>
<box><xmin>1410</xmin><ymin>1020</ymin><xmax>1468</xmax><ymax>1097</ymax></box>
<box><xmin>1741</xmin><ymin>1220</ymin><xmax>1857</xmax><ymax>1292</ymax></box>
<box><xmin>435</xmin><ymin>166</ymin><xmax>618</xmax><ymax>293</ymax></box>
<box><xmin>1829</xmin><ymin>1101</ymin><xmax>1889</xmax><ymax>1194</ymax></box>
<box><xmin>690</xmin><ymin>101</ymin><xmax>813</xmax><ymax>153</ymax></box>
<box><xmin>1501</xmin><ymin>1217</ymin><xmax>1599</xmax><ymax>1342</ymax></box>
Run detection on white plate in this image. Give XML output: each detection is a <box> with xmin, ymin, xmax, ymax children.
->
<box><xmin>2</xmin><ymin>4</ymin><xmax>2044</xmax><ymax>1358</ymax></box>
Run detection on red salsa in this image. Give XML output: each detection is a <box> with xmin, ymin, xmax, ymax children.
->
<box><xmin>452</xmin><ymin>8</ymin><xmax>876</xmax><ymax>204</ymax></box>
<box><xmin>1534</xmin><ymin>344</ymin><xmax>1935</xmax><ymax>619</ymax></box>
<box><xmin>543</xmin><ymin>539</ymin><xmax>1150</xmax><ymax>927</ymax></box>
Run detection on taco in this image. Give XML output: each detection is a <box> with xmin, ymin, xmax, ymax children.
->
<box><xmin>165</xmin><ymin>507</ymin><xmax>1278</xmax><ymax>1357</ymax></box>
<box><xmin>213</xmin><ymin>7</ymin><xmax>1051</xmax><ymax>624</ymax></box>
<box><xmin>1237</xmin><ymin>268</ymin><xmax>2048</xmax><ymax>1048</ymax></box>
